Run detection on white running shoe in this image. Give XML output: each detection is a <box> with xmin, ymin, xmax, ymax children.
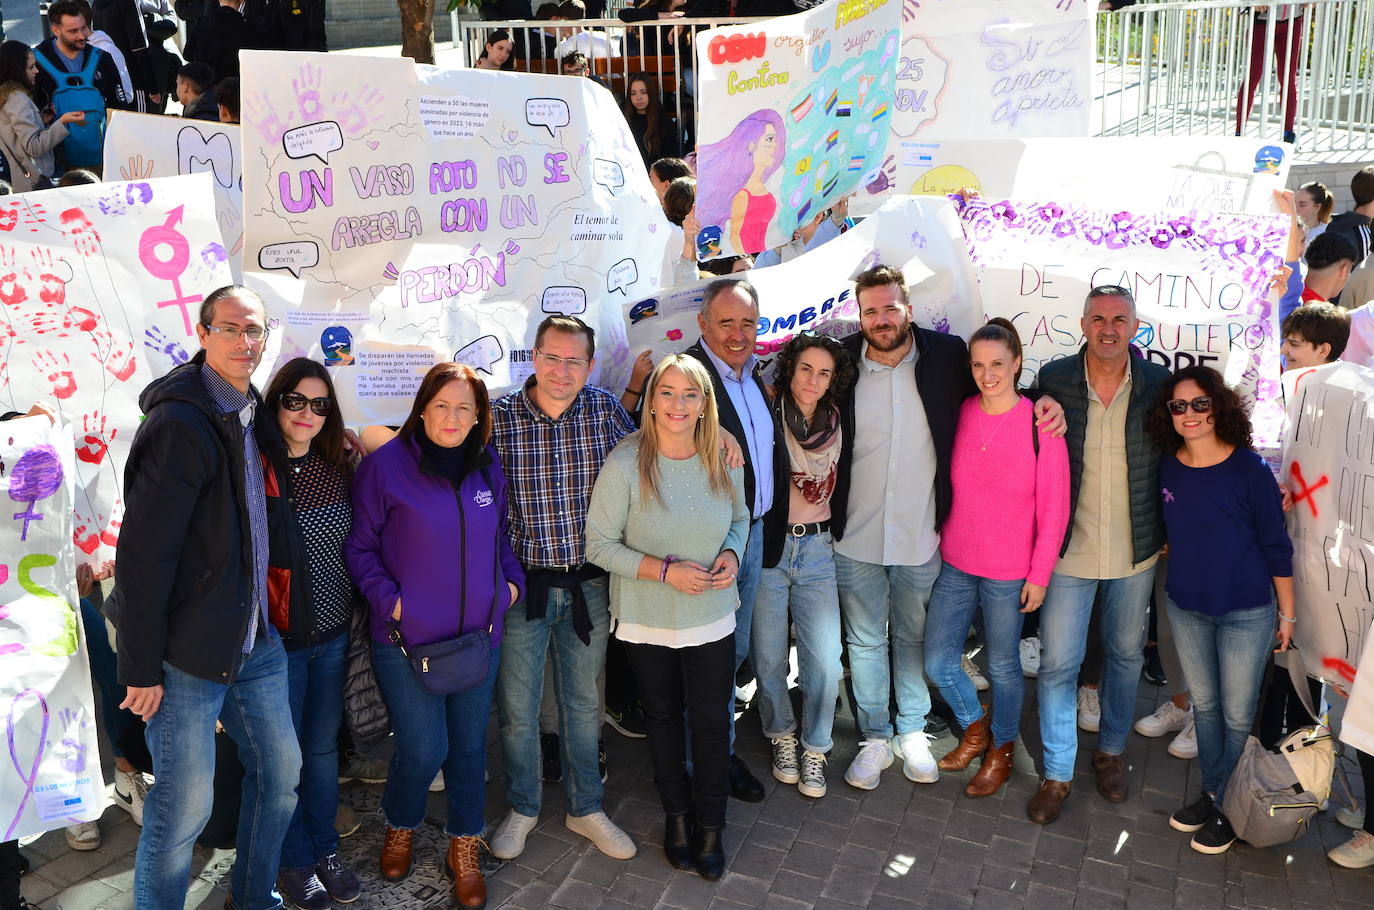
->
<box><xmin>565</xmin><ymin>811</ymin><xmax>636</xmax><ymax>860</ymax></box>
<box><xmin>1336</xmin><ymin>805</ymin><xmax>1366</xmax><ymax>829</ymax></box>
<box><xmin>844</xmin><ymin>739</ymin><xmax>894</xmax><ymax>790</ymax></box>
<box><xmin>1328</xmin><ymin>829</ymin><xmax>1374</xmax><ymax>868</ymax></box>
<box><xmin>1167</xmin><ymin>717</ymin><xmax>1198</xmax><ymax>759</ymax></box>
<box><xmin>113</xmin><ymin>768</ymin><xmax>150</xmax><ymax>826</ymax></box>
<box><xmin>1019</xmin><ymin>637</ymin><xmax>1041</xmax><ymax>678</ymax></box>
<box><xmin>893</xmin><ymin>731</ymin><xmax>940</xmax><ymax>784</ymax></box>
<box><xmin>770</xmin><ymin>733</ymin><xmax>800</xmax><ymax>784</ymax></box>
<box><xmin>65</xmin><ymin>821</ymin><xmax>100</xmax><ymax>851</ymax></box>
<box><xmin>962</xmin><ymin>655</ymin><xmax>990</xmax><ymax>692</ymax></box>
<box><xmin>1077</xmin><ymin>686</ymin><xmax>1101</xmax><ymax>733</ymax></box>
<box><xmin>489</xmin><ymin>810</ymin><xmax>538</xmax><ymax>860</ymax></box>
<box><xmin>798</xmin><ymin>750</ymin><xmax>827</xmax><ymax>798</ymax></box>
<box><xmin>1134</xmin><ymin>702</ymin><xmax>1191</xmax><ymax>738</ymax></box>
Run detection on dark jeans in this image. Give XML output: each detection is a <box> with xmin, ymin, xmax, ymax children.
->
<box><xmin>0</xmin><ymin>840</ymin><xmax>21</xmax><ymax>910</ymax></box>
<box><xmin>281</xmin><ymin>634</ymin><xmax>347</xmax><ymax>867</ymax></box>
<box><xmin>623</xmin><ymin>633</ymin><xmax>734</xmax><ymax>828</ymax></box>
<box><xmin>80</xmin><ymin>598</ymin><xmax>132</xmax><ymax>758</ymax></box>
<box><xmin>1360</xmin><ymin>749</ymin><xmax>1374</xmax><ymax>836</ymax></box>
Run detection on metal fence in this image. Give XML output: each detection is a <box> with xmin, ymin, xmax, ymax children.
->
<box><xmin>457</xmin><ymin>0</ymin><xmax>1374</xmax><ymax>155</ymax></box>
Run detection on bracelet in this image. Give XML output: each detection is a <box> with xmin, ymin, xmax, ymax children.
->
<box><xmin>624</xmin><ymin>387</ymin><xmax>641</xmax><ymax>397</ymax></box>
<box><xmin>1279</xmin><ymin>613</ymin><xmax>1297</xmax><ymax>624</ymax></box>
<box><xmin>659</xmin><ymin>555</ymin><xmax>677</xmax><ymax>583</ymax></box>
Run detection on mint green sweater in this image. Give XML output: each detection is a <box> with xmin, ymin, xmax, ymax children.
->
<box><xmin>584</xmin><ymin>435</ymin><xmax>748</xmax><ymax>632</ymax></box>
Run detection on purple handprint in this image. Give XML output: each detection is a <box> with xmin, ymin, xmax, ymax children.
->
<box><xmin>144</xmin><ymin>326</ymin><xmax>190</xmax><ymax>366</ymax></box>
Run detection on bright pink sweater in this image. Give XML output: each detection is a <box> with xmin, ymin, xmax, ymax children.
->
<box><xmin>940</xmin><ymin>396</ymin><xmax>1070</xmax><ymax>588</ymax></box>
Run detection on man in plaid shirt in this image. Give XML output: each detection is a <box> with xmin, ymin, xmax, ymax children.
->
<box><xmin>488</xmin><ymin>315</ymin><xmax>639</xmax><ymax>862</ymax></box>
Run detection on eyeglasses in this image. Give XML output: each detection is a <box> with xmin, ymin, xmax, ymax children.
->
<box><xmin>1165</xmin><ymin>396</ymin><xmax>1213</xmax><ymax>415</ymax></box>
<box><xmin>281</xmin><ymin>391</ymin><xmax>331</xmax><ymax>416</ymax></box>
<box><xmin>203</xmin><ymin>324</ymin><xmax>269</xmax><ymax>343</ymax></box>
<box><xmin>534</xmin><ymin>349</ymin><xmax>590</xmax><ymax>371</ymax></box>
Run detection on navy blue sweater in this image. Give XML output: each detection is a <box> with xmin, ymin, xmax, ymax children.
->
<box><xmin>1159</xmin><ymin>447</ymin><xmax>1293</xmax><ymax>616</ymax></box>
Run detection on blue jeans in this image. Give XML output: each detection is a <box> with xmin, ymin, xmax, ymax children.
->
<box><xmin>134</xmin><ymin>629</ymin><xmax>300</xmax><ymax>910</ymax></box>
<box><xmin>280</xmin><ymin>634</ymin><xmax>347</xmax><ymax>868</ymax></box>
<box><xmin>834</xmin><ymin>550</ymin><xmax>942</xmax><ymax>740</ymax></box>
<box><xmin>1166</xmin><ymin>598</ymin><xmax>1276</xmax><ymax>802</ymax></box>
<box><xmin>924</xmin><ymin>564</ymin><xmax>1026</xmax><ymax>746</ymax></box>
<box><xmin>80</xmin><ymin>598</ymin><xmax>130</xmax><ymax>758</ymax></box>
<box><xmin>371</xmin><ymin>641</ymin><xmax>500</xmax><ymax>837</ymax></box>
<box><xmin>496</xmin><ymin>578</ymin><xmax>610</xmax><ymax>818</ymax></box>
<box><xmin>752</xmin><ymin>531</ymin><xmax>842</xmax><ymax>753</ymax></box>
<box><xmin>1037</xmin><ymin>569</ymin><xmax>1155</xmax><ymax>781</ymax></box>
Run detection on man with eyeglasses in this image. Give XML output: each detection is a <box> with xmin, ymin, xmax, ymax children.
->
<box><xmin>112</xmin><ymin>285</ymin><xmax>302</xmax><ymax>910</ymax></box>
<box><xmin>488</xmin><ymin>315</ymin><xmax>639</xmax><ymax>863</ymax></box>
<box><xmin>1024</xmin><ymin>285</ymin><xmax>1170</xmax><ymax>826</ymax></box>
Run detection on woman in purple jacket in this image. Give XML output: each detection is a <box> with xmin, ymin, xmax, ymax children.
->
<box><xmin>345</xmin><ymin>362</ymin><xmax>525</xmax><ymax>910</ymax></box>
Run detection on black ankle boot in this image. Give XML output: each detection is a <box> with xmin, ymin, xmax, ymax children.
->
<box><xmin>691</xmin><ymin>824</ymin><xmax>725</xmax><ymax>881</ymax></box>
<box><xmin>663</xmin><ymin>812</ymin><xmax>693</xmax><ymax>870</ymax></box>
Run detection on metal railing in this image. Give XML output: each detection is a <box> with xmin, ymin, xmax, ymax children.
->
<box><xmin>458</xmin><ymin>0</ymin><xmax>1374</xmax><ymax>155</ymax></box>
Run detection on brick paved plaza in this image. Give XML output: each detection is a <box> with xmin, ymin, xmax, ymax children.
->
<box><xmin>15</xmin><ymin>671</ymin><xmax>1374</xmax><ymax>910</ymax></box>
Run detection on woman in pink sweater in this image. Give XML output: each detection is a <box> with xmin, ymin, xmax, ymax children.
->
<box><xmin>923</xmin><ymin>318</ymin><xmax>1070</xmax><ymax>797</ymax></box>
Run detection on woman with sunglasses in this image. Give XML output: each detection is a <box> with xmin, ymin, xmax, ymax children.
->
<box><xmin>1147</xmin><ymin>365</ymin><xmax>1294</xmax><ymax>856</ymax></box>
<box><xmin>260</xmin><ymin>357</ymin><xmax>365</xmax><ymax>909</ymax></box>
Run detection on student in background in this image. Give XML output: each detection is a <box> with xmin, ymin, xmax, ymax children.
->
<box><xmin>215</xmin><ymin>75</ymin><xmax>238</xmax><ymax>122</ymax></box>
<box><xmin>174</xmin><ymin>61</ymin><xmax>217</xmax><ymax>121</ymax></box>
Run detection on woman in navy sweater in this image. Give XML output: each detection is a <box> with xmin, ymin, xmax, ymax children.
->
<box><xmin>1147</xmin><ymin>366</ymin><xmax>1294</xmax><ymax>856</ymax></box>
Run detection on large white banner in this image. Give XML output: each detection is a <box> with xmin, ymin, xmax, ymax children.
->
<box><xmin>1281</xmin><ymin>362</ymin><xmax>1374</xmax><ymax>688</ymax></box>
<box><xmin>954</xmin><ymin>195</ymin><xmax>1288</xmax><ymax>448</ymax></box>
<box><xmin>239</xmin><ymin>50</ymin><xmax>674</xmax><ymax>426</ymax></box>
<box><xmin>104</xmin><ymin>111</ymin><xmax>244</xmax><ymax>280</ymax></box>
<box><xmin>694</xmin><ymin>0</ymin><xmax>903</xmax><ymax>256</ymax></box>
<box><xmin>1</xmin><ymin>415</ymin><xmax>105</xmax><ymax>840</ymax></box>
<box><xmin>0</xmin><ymin>175</ymin><xmax>233</xmax><ymax>561</ymax></box>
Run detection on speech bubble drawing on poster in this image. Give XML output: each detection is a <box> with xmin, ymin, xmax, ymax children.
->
<box><xmin>283</xmin><ymin>121</ymin><xmax>344</xmax><ymax>166</ymax></box>
<box><xmin>526</xmin><ymin>98</ymin><xmax>570</xmax><ymax>138</ymax></box>
<box><xmin>258</xmin><ymin>241</ymin><xmax>320</xmax><ymax>279</ymax></box>
<box><xmin>607</xmin><ymin>258</ymin><xmax>638</xmax><ymax>295</ymax></box>
<box><xmin>455</xmin><ymin>335</ymin><xmax>504</xmax><ymax>374</ymax></box>
<box><xmin>592</xmin><ymin>159</ymin><xmax>624</xmax><ymax>196</ymax></box>
<box><xmin>419</xmin><ymin>94</ymin><xmax>491</xmax><ymax>141</ymax></box>
<box><xmin>541</xmin><ymin>286</ymin><xmax>588</xmax><ymax>315</ymax></box>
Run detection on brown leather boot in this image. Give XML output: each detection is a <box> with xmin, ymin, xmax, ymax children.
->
<box><xmin>965</xmin><ymin>741</ymin><xmax>1015</xmax><ymax>798</ymax></box>
<box><xmin>379</xmin><ymin>827</ymin><xmax>413</xmax><ymax>880</ymax></box>
<box><xmin>1026</xmin><ymin>780</ymin><xmax>1072</xmax><ymax>825</ymax></box>
<box><xmin>446</xmin><ymin>835</ymin><xmax>487</xmax><ymax>909</ymax></box>
<box><xmin>1092</xmin><ymin>750</ymin><xmax>1128</xmax><ymax>803</ymax></box>
<box><xmin>937</xmin><ymin>711</ymin><xmax>989</xmax><ymax>771</ymax></box>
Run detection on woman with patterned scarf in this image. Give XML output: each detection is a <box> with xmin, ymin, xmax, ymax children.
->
<box><xmin>752</xmin><ymin>332</ymin><xmax>856</xmax><ymax>799</ymax></box>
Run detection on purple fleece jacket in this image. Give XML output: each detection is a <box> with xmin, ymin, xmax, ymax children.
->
<box><xmin>345</xmin><ymin>435</ymin><xmax>525</xmax><ymax>647</ymax></box>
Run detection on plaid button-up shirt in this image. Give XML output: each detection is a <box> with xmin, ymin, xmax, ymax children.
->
<box><xmin>492</xmin><ymin>381</ymin><xmax>635</xmax><ymax>569</ymax></box>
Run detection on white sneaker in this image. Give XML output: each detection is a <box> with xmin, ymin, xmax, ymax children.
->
<box><xmin>1135</xmin><ymin>702</ymin><xmax>1191</xmax><ymax>738</ymax></box>
<box><xmin>892</xmin><ymin>731</ymin><xmax>940</xmax><ymax>784</ymax></box>
<box><xmin>798</xmin><ymin>750</ymin><xmax>827</xmax><ymax>798</ymax></box>
<box><xmin>113</xmin><ymin>768</ymin><xmax>150</xmax><ymax>826</ymax></box>
<box><xmin>1328</xmin><ymin>829</ymin><xmax>1374</xmax><ymax>868</ymax></box>
<box><xmin>65</xmin><ymin>820</ymin><xmax>100</xmax><ymax>851</ymax></box>
<box><xmin>430</xmin><ymin>770</ymin><xmax>445</xmax><ymax>792</ymax></box>
<box><xmin>565</xmin><ymin>811</ymin><xmax>636</xmax><ymax>860</ymax></box>
<box><xmin>1019</xmin><ymin>637</ymin><xmax>1041</xmax><ymax>678</ymax></box>
<box><xmin>1336</xmin><ymin>805</ymin><xmax>1366</xmax><ymax>829</ymax></box>
<box><xmin>1076</xmin><ymin>686</ymin><xmax>1101</xmax><ymax>733</ymax></box>
<box><xmin>1167</xmin><ymin>717</ymin><xmax>1198</xmax><ymax>759</ymax></box>
<box><xmin>962</xmin><ymin>655</ymin><xmax>990</xmax><ymax>692</ymax></box>
<box><xmin>489</xmin><ymin>810</ymin><xmax>538</xmax><ymax>860</ymax></box>
<box><xmin>844</xmin><ymin>739</ymin><xmax>894</xmax><ymax>790</ymax></box>
<box><xmin>770</xmin><ymin>733</ymin><xmax>800</xmax><ymax>784</ymax></box>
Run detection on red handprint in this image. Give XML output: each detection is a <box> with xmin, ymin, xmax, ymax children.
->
<box><xmin>0</xmin><ymin>271</ymin><xmax>29</xmax><ymax>308</ymax></box>
<box><xmin>60</xmin><ymin>207</ymin><xmax>101</xmax><ymax>256</ymax></box>
<box><xmin>31</xmin><ymin>247</ymin><xmax>73</xmax><ymax>305</ymax></box>
<box><xmin>90</xmin><ymin>330</ymin><xmax>137</xmax><ymax>382</ymax></box>
<box><xmin>73</xmin><ymin>506</ymin><xmax>102</xmax><ymax>554</ymax></box>
<box><xmin>33</xmin><ymin>349</ymin><xmax>77</xmax><ymax>398</ymax></box>
<box><xmin>77</xmin><ymin>412</ymin><xmax>116</xmax><ymax>465</ymax></box>
<box><xmin>101</xmin><ymin>500</ymin><xmax>123</xmax><ymax>547</ymax></box>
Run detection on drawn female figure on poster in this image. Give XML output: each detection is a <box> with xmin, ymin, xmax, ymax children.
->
<box><xmin>696</xmin><ymin>109</ymin><xmax>785</xmax><ymax>256</ymax></box>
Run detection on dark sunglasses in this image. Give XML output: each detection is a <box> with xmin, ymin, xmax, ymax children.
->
<box><xmin>281</xmin><ymin>391</ymin><xmax>331</xmax><ymax>416</ymax></box>
<box><xmin>1165</xmin><ymin>396</ymin><xmax>1212</xmax><ymax>415</ymax></box>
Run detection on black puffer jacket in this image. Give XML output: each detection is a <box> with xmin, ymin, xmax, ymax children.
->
<box><xmin>343</xmin><ymin>603</ymin><xmax>390</xmax><ymax>750</ymax></box>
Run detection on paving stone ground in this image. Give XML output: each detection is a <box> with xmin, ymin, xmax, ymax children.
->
<box><xmin>17</xmin><ymin>666</ymin><xmax>1374</xmax><ymax>910</ymax></box>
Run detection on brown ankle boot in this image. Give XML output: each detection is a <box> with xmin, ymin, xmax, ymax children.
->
<box><xmin>965</xmin><ymin>741</ymin><xmax>1015</xmax><ymax>798</ymax></box>
<box><xmin>379</xmin><ymin>827</ymin><xmax>413</xmax><ymax>880</ymax></box>
<box><xmin>446</xmin><ymin>835</ymin><xmax>487</xmax><ymax>909</ymax></box>
<box><xmin>937</xmin><ymin>711</ymin><xmax>989</xmax><ymax>771</ymax></box>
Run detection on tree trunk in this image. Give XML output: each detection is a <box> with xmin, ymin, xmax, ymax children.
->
<box><xmin>398</xmin><ymin>0</ymin><xmax>436</xmax><ymax>64</ymax></box>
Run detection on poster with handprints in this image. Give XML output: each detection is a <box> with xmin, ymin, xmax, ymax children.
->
<box><xmin>0</xmin><ymin>174</ymin><xmax>233</xmax><ymax>562</ymax></box>
<box><xmin>104</xmin><ymin>112</ymin><xmax>244</xmax><ymax>280</ymax></box>
<box><xmin>693</xmin><ymin>0</ymin><xmax>903</xmax><ymax>258</ymax></box>
<box><xmin>239</xmin><ymin>50</ymin><xmax>674</xmax><ymax>426</ymax></box>
<box><xmin>1</xmin><ymin>414</ymin><xmax>106</xmax><ymax>840</ymax></box>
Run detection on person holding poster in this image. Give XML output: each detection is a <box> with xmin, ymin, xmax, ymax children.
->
<box><xmin>1149</xmin><ymin>366</ymin><xmax>1294</xmax><ymax>855</ymax></box>
<box><xmin>1026</xmin><ymin>286</ymin><xmax>1169</xmax><ymax>826</ymax></box>
<box><xmin>113</xmin><ymin>286</ymin><xmax>303</xmax><ymax>910</ymax></box>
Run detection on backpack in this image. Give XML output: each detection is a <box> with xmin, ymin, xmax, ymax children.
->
<box><xmin>33</xmin><ymin>47</ymin><xmax>107</xmax><ymax>168</ymax></box>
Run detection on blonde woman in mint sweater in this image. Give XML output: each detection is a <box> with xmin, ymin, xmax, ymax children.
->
<box><xmin>585</xmin><ymin>353</ymin><xmax>747</xmax><ymax>882</ymax></box>
<box><xmin>924</xmin><ymin>318</ymin><xmax>1070</xmax><ymax>798</ymax></box>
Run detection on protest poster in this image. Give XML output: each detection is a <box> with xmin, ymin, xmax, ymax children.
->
<box><xmin>1339</xmin><ymin>618</ymin><xmax>1374</xmax><ymax>755</ymax></box>
<box><xmin>617</xmin><ymin>195</ymin><xmax>980</xmax><ymax>390</ymax></box>
<box><xmin>1280</xmin><ymin>361</ymin><xmax>1374</xmax><ymax>689</ymax></box>
<box><xmin>953</xmin><ymin>195</ymin><xmax>1288</xmax><ymax>448</ymax></box>
<box><xmin>1</xmin><ymin>414</ymin><xmax>106</xmax><ymax>840</ymax></box>
<box><xmin>693</xmin><ymin>0</ymin><xmax>903</xmax><ymax>256</ymax></box>
<box><xmin>238</xmin><ymin>50</ymin><xmax>673</xmax><ymax>426</ymax></box>
<box><xmin>104</xmin><ymin>111</ymin><xmax>245</xmax><ymax>280</ymax></box>
<box><xmin>0</xmin><ymin>174</ymin><xmax>232</xmax><ymax>562</ymax></box>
